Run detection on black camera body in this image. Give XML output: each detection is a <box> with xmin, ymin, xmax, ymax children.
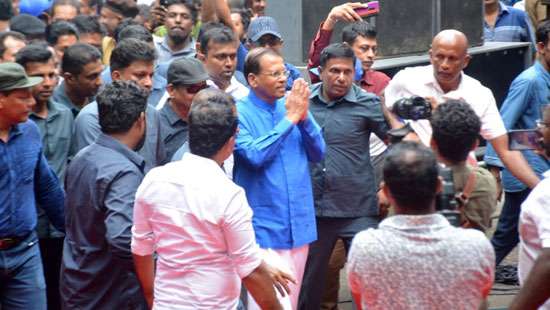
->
<box><xmin>436</xmin><ymin>166</ymin><xmax>461</xmax><ymax>227</ymax></box>
<box><xmin>392</xmin><ymin>96</ymin><xmax>432</xmax><ymax>120</ymax></box>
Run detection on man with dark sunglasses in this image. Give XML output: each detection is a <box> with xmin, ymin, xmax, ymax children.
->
<box><xmin>160</xmin><ymin>57</ymin><xmax>209</xmax><ymax>160</ymax></box>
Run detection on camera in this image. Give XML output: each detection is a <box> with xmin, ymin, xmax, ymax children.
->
<box><xmin>392</xmin><ymin>96</ymin><xmax>432</xmax><ymax>120</ymax></box>
<box><xmin>436</xmin><ymin>166</ymin><xmax>461</xmax><ymax>227</ymax></box>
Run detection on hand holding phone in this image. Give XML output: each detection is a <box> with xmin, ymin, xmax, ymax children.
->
<box><xmin>509</xmin><ymin>129</ymin><xmax>542</xmax><ymax>151</ymax></box>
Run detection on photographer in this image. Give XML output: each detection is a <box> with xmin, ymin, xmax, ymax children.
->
<box><xmin>347</xmin><ymin>142</ymin><xmax>495</xmax><ymax>310</ymax></box>
<box><xmin>430</xmin><ymin>99</ymin><xmax>498</xmax><ymax>232</ymax></box>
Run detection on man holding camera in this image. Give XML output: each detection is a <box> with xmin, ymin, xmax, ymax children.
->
<box><xmin>430</xmin><ymin>99</ymin><xmax>498</xmax><ymax>232</ymax></box>
<box><xmin>347</xmin><ymin>142</ymin><xmax>495</xmax><ymax>310</ymax></box>
<box><xmin>385</xmin><ymin>29</ymin><xmax>540</xmax><ymax>192</ymax></box>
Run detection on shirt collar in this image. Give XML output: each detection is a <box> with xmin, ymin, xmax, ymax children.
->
<box><xmin>248</xmin><ymin>89</ymin><xmax>279</xmax><ymax>112</ymax></box>
<box><xmin>161</xmin><ymin>36</ymin><xmax>196</xmax><ymax>56</ymax></box>
<box><xmin>55</xmin><ymin>81</ymin><xmax>80</xmax><ymax>116</ymax></box>
<box><xmin>380</xmin><ymin>213</ymin><xmax>450</xmax><ymax>231</ymax></box>
<box><xmin>162</xmin><ymin>101</ymin><xmax>186</xmax><ymax>126</ymax></box>
<box><xmin>95</xmin><ymin>133</ymin><xmax>146</xmax><ymax>172</ymax></box>
<box><xmin>359</xmin><ymin>70</ymin><xmax>374</xmax><ymax>86</ymax></box>
<box><xmin>309</xmin><ymin>82</ymin><xmax>358</xmax><ymax>105</ymax></box>
<box><xmin>544</xmin><ymin>170</ymin><xmax>550</xmax><ymax>178</ymax></box>
<box><xmin>7</xmin><ymin>122</ymin><xmax>23</xmax><ymax>140</ymax></box>
<box><xmin>498</xmin><ymin>1</ymin><xmax>509</xmax><ymax>17</ymax></box>
<box><xmin>29</xmin><ymin>99</ymin><xmax>62</xmax><ymax>120</ymax></box>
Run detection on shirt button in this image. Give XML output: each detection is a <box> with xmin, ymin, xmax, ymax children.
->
<box><xmin>322</xmin><ymin>168</ymin><xmax>326</xmax><ymax>172</ymax></box>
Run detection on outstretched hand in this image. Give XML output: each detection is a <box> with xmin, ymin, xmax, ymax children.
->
<box><xmin>266</xmin><ymin>264</ymin><xmax>296</xmax><ymax>297</ymax></box>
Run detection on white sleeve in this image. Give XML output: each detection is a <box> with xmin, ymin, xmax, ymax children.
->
<box><xmin>478</xmin><ymin>88</ymin><xmax>507</xmax><ymax>140</ymax></box>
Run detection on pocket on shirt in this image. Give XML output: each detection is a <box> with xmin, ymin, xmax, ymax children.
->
<box><xmin>16</xmin><ymin>149</ymin><xmax>38</xmax><ymax>184</ymax></box>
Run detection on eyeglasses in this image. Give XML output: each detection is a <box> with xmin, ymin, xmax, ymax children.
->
<box><xmin>184</xmin><ymin>83</ymin><xmax>208</xmax><ymax>94</ymax></box>
<box><xmin>259</xmin><ymin>70</ymin><xmax>290</xmax><ymax>79</ymax></box>
<box><xmin>536</xmin><ymin>119</ymin><xmax>550</xmax><ymax>129</ymax></box>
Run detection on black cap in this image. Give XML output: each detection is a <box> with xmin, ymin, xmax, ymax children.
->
<box><xmin>10</xmin><ymin>14</ymin><xmax>46</xmax><ymax>37</ymax></box>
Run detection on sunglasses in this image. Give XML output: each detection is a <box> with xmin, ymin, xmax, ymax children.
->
<box><xmin>184</xmin><ymin>82</ymin><xmax>208</xmax><ymax>94</ymax></box>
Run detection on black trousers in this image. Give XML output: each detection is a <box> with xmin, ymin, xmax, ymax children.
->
<box><xmin>38</xmin><ymin>237</ymin><xmax>64</xmax><ymax>310</ymax></box>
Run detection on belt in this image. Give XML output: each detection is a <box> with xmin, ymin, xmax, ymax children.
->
<box><xmin>0</xmin><ymin>234</ymin><xmax>30</xmax><ymax>251</ymax></box>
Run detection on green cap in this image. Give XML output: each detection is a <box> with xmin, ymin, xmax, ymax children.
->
<box><xmin>0</xmin><ymin>62</ymin><xmax>43</xmax><ymax>92</ymax></box>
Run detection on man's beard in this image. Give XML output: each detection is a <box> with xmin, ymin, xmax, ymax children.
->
<box><xmin>169</xmin><ymin>31</ymin><xmax>188</xmax><ymax>46</ymax></box>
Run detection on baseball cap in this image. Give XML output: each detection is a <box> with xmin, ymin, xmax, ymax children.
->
<box><xmin>0</xmin><ymin>63</ymin><xmax>43</xmax><ymax>92</ymax></box>
<box><xmin>167</xmin><ymin>57</ymin><xmax>209</xmax><ymax>86</ymax></box>
<box><xmin>20</xmin><ymin>0</ymin><xmax>52</xmax><ymax>17</ymax></box>
<box><xmin>247</xmin><ymin>16</ymin><xmax>282</xmax><ymax>43</ymax></box>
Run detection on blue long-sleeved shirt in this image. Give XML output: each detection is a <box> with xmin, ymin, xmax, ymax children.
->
<box><xmin>484</xmin><ymin>61</ymin><xmax>550</xmax><ymax>192</ymax></box>
<box><xmin>0</xmin><ymin>120</ymin><xmax>65</xmax><ymax>237</ymax></box>
<box><xmin>234</xmin><ymin>91</ymin><xmax>325</xmax><ymax>249</ymax></box>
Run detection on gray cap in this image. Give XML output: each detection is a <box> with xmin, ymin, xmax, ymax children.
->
<box><xmin>167</xmin><ymin>57</ymin><xmax>209</xmax><ymax>85</ymax></box>
<box><xmin>247</xmin><ymin>16</ymin><xmax>282</xmax><ymax>42</ymax></box>
<box><xmin>0</xmin><ymin>62</ymin><xmax>43</xmax><ymax>91</ymax></box>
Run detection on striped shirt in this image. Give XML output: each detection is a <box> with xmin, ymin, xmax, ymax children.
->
<box><xmin>484</xmin><ymin>2</ymin><xmax>535</xmax><ymax>47</ymax></box>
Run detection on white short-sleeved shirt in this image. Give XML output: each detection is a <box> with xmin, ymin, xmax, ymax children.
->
<box><xmin>518</xmin><ymin>170</ymin><xmax>550</xmax><ymax>310</ymax></box>
<box><xmin>131</xmin><ymin>153</ymin><xmax>262</xmax><ymax>309</ymax></box>
<box><xmin>384</xmin><ymin>65</ymin><xmax>507</xmax><ymax>146</ymax></box>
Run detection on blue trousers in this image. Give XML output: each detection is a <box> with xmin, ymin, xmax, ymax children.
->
<box><xmin>0</xmin><ymin>232</ymin><xmax>47</xmax><ymax>310</ymax></box>
<box><xmin>491</xmin><ymin>188</ymin><xmax>531</xmax><ymax>265</ymax></box>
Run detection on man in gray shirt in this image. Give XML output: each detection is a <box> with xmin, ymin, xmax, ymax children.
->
<box><xmin>16</xmin><ymin>43</ymin><xmax>74</xmax><ymax>310</ymax></box>
<box><xmin>60</xmin><ymin>81</ymin><xmax>148</xmax><ymax>310</ymax></box>
<box><xmin>73</xmin><ymin>38</ymin><xmax>167</xmax><ymax>172</ymax></box>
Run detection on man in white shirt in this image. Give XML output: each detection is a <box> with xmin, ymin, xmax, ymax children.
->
<box><xmin>511</xmin><ymin>104</ymin><xmax>550</xmax><ymax>310</ymax></box>
<box><xmin>131</xmin><ymin>89</ymin><xmax>294</xmax><ymax>309</ymax></box>
<box><xmin>385</xmin><ymin>29</ymin><xmax>540</xmax><ymax>190</ymax></box>
<box><xmin>347</xmin><ymin>142</ymin><xmax>495</xmax><ymax>310</ymax></box>
<box><xmin>197</xmin><ymin>24</ymin><xmax>249</xmax><ymax>100</ymax></box>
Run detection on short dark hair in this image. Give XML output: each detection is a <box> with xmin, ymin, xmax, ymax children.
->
<box><xmin>51</xmin><ymin>0</ymin><xmax>80</xmax><ymax>16</ymax></box>
<box><xmin>97</xmin><ymin>80</ymin><xmax>148</xmax><ymax>134</ymax></box>
<box><xmin>199</xmin><ymin>26</ymin><xmax>237</xmax><ymax>55</ymax></box>
<box><xmin>103</xmin><ymin>0</ymin><xmax>139</xmax><ymax>19</ymax></box>
<box><xmin>46</xmin><ymin>21</ymin><xmax>79</xmax><ymax>45</ymax></box>
<box><xmin>243</xmin><ymin>47</ymin><xmax>281</xmax><ymax>84</ymax></box>
<box><xmin>72</xmin><ymin>15</ymin><xmax>104</xmax><ymax>36</ymax></box>
<box><xmin>0</xmin><ymin>0</ymin><xmax>14</xmax><ymax>21</ymax></box>
<box><xmin>189</xmin><ymin>89</ymin><xmax>238</xmax><ymax>158</ymax></box>
<box><xmin>110</xmin><ymin>38</ymin><xmax>156</xmax><ymax>73</ymax></box>
<box><xmin>117</xmin><ymin>24</ymin><xmax>153</xmax><ymax>43</ymax></box>
<box><xmin>536</xmin><ymin>19</ymin><xmax>550</xmax><ymax>46</ymax></box>
<box><xmin>430</xmin><ymin>99</ymin><xmax>481</xmax><ymax>163</ymax></box>
<box><xmin>15</xmin><ymin>43</ymin><xmax>54</xmax><ymax>69</ymax></box>
<box><xmin>0</xmin><ymin>31</ymin><xmax>25</xmax><ymax>57</ymax></box>
<box><xmin>319</xmin><ymin>42</ymin><xmax>356</xmax><ymax>68</ymax></box>
<box><xmin>383</xmin><ymin>142</ymin><xmax>439</xmax><ymax>211</ymax></box>
<box><xmin>61</xmin><ymin>43</ymin><xmax>102</xmax><ymax>75</ymax></box>
<box><xmin>231</xmin><ymin>8</ymin><xmax>251</xmax><ymax>35</ymax></box>
<box><xmin>165</xmin><ymin>0</ymin><xmax>197</xmax><ymax>22</ymax></box>
<box><xmin>114</xmin><ymin>18</ymin><xmax>138</xmax><ymax>42</ymax></box>
<box><xmin>342</xmin><ymin>21</ymin><xmax>377</xmax><ymax>45</ymax></box>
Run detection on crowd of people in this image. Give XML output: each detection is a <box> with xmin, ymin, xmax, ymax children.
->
<box><xmin>0</xmin><ymin>0</ymin><xmax>549</xmax><ymax>309</ymax></box>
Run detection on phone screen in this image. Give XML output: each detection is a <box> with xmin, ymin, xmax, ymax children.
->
<box><xmin>509</xmin><ymin>129</ymin><xmax>542</xmax><ymax>150</ymax></box>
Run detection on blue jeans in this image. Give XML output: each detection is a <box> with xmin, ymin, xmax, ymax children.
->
<box><xmin>491</xmin><ymin>189</ymin><xmax>531</xmax><ymax>265</ymax></box>
<box><xmin>0</xmin><ymin>232</ymin><xmax>47</xmax><ymax>310</ymax></box>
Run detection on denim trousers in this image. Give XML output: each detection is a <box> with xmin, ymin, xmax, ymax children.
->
<box><xmin>0</xmin><ymin>232</ymin><xmax>47</xmax><ymax>310</ymax></box>
<box><xmin>491</xmin><ymin>188</ymin><xmax>531</xmax><ymax>265</ymax></box>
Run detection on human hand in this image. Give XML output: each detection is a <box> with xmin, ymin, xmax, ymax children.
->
<box><xmin>425</xmin><ymin>96</ymin><xmax>438</xmax><ymax>111</ymax></box>
<box><xmin>323</xmin><ymin>2</ymin><xmax>365</xmax><ymax>30</ymax></box>
<box><xmin>266</xmin><ymin>265</ymin><xmax>296</xmax><ymax>297</ymax></box>
<box><xmin>150</xmin><ymin>3</ymin><xmax>167</xmax><ymax>29</ymax></box>
<box><xmin>285</xmin><ymin>79</ymin><xmax>310</xmax><ymax>124</ymax></box>
<box><xmin>488</xmin><ymin>166</ymin><xmax>503</xmax><ymax>202</ymax></box>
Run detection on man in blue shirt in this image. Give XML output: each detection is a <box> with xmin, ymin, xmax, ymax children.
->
<box><xmin>234</xmin><ymin>48</ymin><xmax>325</xmax><ymax>309</ymax></box>
<box><xmin>484</xmin><ymin>0</ymin><xmax>535</xmax><ymax>47</ymax></box>
<box><xmin>485</xmin><ymin>20</ymin><xmax>550</xmax><ymax>265</ymax></box>
<box><xmin>0</xmin><ymin>62</ymin><xmax>65</xmax><ymax>309</ymax></box>
<box><xmin>61</xmin><ymin>81</ymin><xmax>148</xmax><ymax>310</ymax></box>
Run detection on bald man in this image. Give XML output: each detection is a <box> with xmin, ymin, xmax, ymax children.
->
<box><xmin>385</xmin><ymin>29</ymin><xmax>540</xmax><ymax>193</ymax></box>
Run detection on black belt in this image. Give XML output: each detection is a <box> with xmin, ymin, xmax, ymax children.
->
<box><xmin>0</xmin><ymin>233</ymin><xmax>30</xmax><ymax>251</ymax></box>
